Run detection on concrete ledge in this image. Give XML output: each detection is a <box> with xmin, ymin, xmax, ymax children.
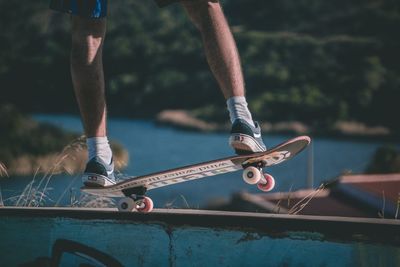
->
<box><xmin>1</xmin><ymin>207</ymin><xmax>399</xmax><ymax>245</ymax></box>
<box><xmin>1</xmin><ymin>207</ymin><xmax>399</xmax><ymax>266</ymax></box>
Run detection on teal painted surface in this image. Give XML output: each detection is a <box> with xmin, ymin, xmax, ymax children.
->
<box><xmin>0</xmin><ymin>216</ymin><xmax>399</xmax><ymax>266</ymax></box>
<box><xmin>0</xmin><ymin>217</ymin><xmax>170</xmax><ymax>266</ymax></box>
<box><xmin>0</xmin><ymin>218</ymin><xmax>53</xmax><ymax>265</ymax></box>
<box><xmin>172</xmin><ymin>229</ymin><xmax>354</xmax><ymax>267</ymax></box>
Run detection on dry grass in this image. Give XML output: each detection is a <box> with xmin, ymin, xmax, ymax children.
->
<box><xmin>2</xmin><ymin>133</ymin><xmax>129</xmax><ymax>209</ymax></box>
<box><xmin>6</xmin><ymin>136</ymin><xmax>117</xmax><ymax>209</ymax></box>
<box><xmin>0</xmin><ymin>162</ymin><xmax>8</xmax><ymax>206</ymax></box>
<box><xmin>7</xmin><ymin>135</ymin><xmax>128</xmax><ymax>176</ymax></box>
<box><xmin>0</xmin><ymin>186</ymin><xmax>3</xmax><ymax>207</ymax></box>
<box><xmin>0</xmin><ymin>136</ymin><xmax>119</xmax><ymax>209</ymax></box>
<box><xmin>378</xmin><ymin>190</ymin><xmax>400</xmax><ymax>220</ymax></box>
<box><xmin>378</xmin><ymin>190</ymin><xmax>386</xmax><ymax>219</ymax></box>
<box><xmin>0</xmin><ymin>162</ymin><xmax>8</xmax><ymax>177</ymax></box>
<box><xmin>288</xmin><ymin>184</ymin><xmax>326</xmax><ymax>215</ymax></box>
<box><xmin>164</xmin><ymin>195</ymin><xmax>192</xmax><ymax>209</ymax></box>
<box><xmin>75</xmin><ymin>194</ymin><xmax>115</xmax><ymax>208</ymax></box>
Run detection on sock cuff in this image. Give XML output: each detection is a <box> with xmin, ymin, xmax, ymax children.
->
<box><xmin>87</xmin><ymin>136</ymin><xmax>109</xmax><ymax>146</ymax></box>
<box><xmin>226</xmin><ymin>96</ymin><xmax>255</xmax><ymax>127</ymax></box>
<box><xmin>226</xmin><ymin>96</ymin><xmax>247</xmax><ymax>107</ymax></box>
<box><xmin>86</xmin><ymin>136</ymin><xmax>112</xmax><ymax>163</ymax></box>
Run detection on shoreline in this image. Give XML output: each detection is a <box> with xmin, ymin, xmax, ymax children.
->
<box><xmin>155</xmin><ymin>110</ymin><xmax>398</xmax><ymax>142</ymax></box>
<box><xmin>32</xmin><ymin>110</ymin><xmax>398</xmax><ymax>142</ymax></box>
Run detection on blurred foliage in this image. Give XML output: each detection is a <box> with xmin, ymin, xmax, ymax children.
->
<box><xmin>0</xmin><ymin>104</ymin><xmax>126</xmax><ymax>167</ymax></box>
<box><xmin>0</xmin><ymin>0</ymin><xmax>400</xmax><ymax>133</ymax></box>
<box><xmin>0</xmin><ymin>104</ymin><xmax>76</xmax><ymax>165</ymax></box>
<box><xmin>366</xmin><ymin>146</ymin><xmax>400</xmax><ymax>173</ymax></box>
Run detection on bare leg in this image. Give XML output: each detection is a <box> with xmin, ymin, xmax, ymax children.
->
<box><xmin>182</xmin><ymin>1</ymin><xmax>267</xmax><ymax>153</ymax></box>
<box><xmin>71</xmin><ymin>17</ymin><xmax>115</xmax><ymax>186</ymax></box>
<box><xmin>71</xmin><ymin>17</ymin><xmax>107</xmax><ymax>138</ymax></box>
<box><xmin>182</xmin><ymin>0</ymin><xmax>244</xmax><ymax>99</ymax></box>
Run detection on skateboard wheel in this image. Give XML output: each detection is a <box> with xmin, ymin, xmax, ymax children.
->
<box><xmin>257</xmin><ymin>173</ymin><xmax>275</xmax><ymax>192</ymax></box>
<box><xmin>136</xmin><ymin>197</ymin><xmax>154</xmax><ymax>213</ymax></box>
<box><xmin>117</xmin><ymin>197</ymin><xmax>135</xmax><ymax>212</ymax></box>
<box><xmin>242</xmin><ymin>166</ymin><xmax>262</xmax><ymax>185</ymax></box>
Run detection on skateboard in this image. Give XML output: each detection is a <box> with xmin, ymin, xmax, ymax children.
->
<box><xmin>82</xmin><ymin>135</ymin><xmax>311</xmax><ymax>213</ymax></box>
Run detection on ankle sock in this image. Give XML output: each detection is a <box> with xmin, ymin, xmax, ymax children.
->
<box><xmin>226</xmin><ymin>96</ymin><xmax>255</xmax><ymax>127</ymax></box>
<box><xmin>86</xmin><ymin>136</ymin><xmax>113</xmax><ymax>165</ymax></box>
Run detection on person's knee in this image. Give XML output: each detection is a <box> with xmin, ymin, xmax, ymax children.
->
<box><xmin>71</xmin><ymin>17</ymin><xmax>106</xmax><ymax>65</ymax></box>
<box><xmin>182</xmin><ymin>0</ymin><xmax>222</xmax><ymax>31</ymax></box>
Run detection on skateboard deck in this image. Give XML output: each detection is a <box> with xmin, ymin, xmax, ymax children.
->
<box><xmin>82</xmin><ymin>136</ymin><xmax>311</xmax><ymax>212</ymax></box>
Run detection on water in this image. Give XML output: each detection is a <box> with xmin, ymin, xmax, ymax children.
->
<box><xmin>0</xmin><ymin>114</ymin><xmax>395</xmax><ymax>209</ymax></box>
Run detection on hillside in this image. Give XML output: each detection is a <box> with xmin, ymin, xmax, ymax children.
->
<box><xmin>0</xmin><ymin>0</ymin><xmax>399</xmax><ymax>135</ymax></box>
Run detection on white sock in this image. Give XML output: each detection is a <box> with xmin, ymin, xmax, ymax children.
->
<box><xmin>226</xmin><ymin>96</ymin><xmax>255</xmax><ymax>127</ymax></box>
<box><xmin>86</xmin><ymin>136</ymin><xmax>113</xmax><ymax>164</ymax></box>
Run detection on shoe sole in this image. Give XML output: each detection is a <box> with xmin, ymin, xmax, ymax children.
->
<box><xmin>82</xmin><ymin>173</ymin><xmax>116</xmax><ymax>187</ymax></box>
<box><xmin>229</xmin><ymin>133</ymin><xmax>266</xmax><ymax>154</ymax></box>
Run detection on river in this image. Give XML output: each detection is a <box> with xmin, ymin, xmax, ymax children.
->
<box><xmin>0</xmin><ymin>114</ymin><xmax>396</xmax><ymax>209</ymax></box>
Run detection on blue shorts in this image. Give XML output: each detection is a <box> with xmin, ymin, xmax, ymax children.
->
<box><xmin>49</xmin><ymin>0</ymin><xmax>182</xmax><ymax>18</ymax></box>
<box><xmin>50</xmin><ymin>0</ymin><xmax>108</xmax><ymax>18</ymax></box>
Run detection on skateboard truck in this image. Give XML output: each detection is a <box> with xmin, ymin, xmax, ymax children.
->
<box><xmin>241</xmin><ymin>162</ymin><xmax>275</xmax><ymax>192</ymax></box>
<box><xmin>118</xmin><ymin>186</ymin><xmax>154</xmax><ymax>213</ymax></box>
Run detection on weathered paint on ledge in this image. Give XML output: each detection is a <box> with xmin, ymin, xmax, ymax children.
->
<box><xmin>0</xmin><ymin>207</ymin><xmax>399</xmax><ymax>266</ymax></box>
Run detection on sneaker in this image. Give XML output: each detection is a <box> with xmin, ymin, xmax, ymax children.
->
<box><xmin>82</xmin><ymin>156</ymin><xmax>116</xmax><ymax>187</ymax></box>
<box><xmin>229</xmin><ymin>119</ymin><xmax>267</xmax><ymax>154</ymax></box>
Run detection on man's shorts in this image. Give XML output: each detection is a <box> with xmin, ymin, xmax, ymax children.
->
<box><xmin>49</xmin><ymin>0</ymin><xmax>183</xmax><ymax>19</ymax></box>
